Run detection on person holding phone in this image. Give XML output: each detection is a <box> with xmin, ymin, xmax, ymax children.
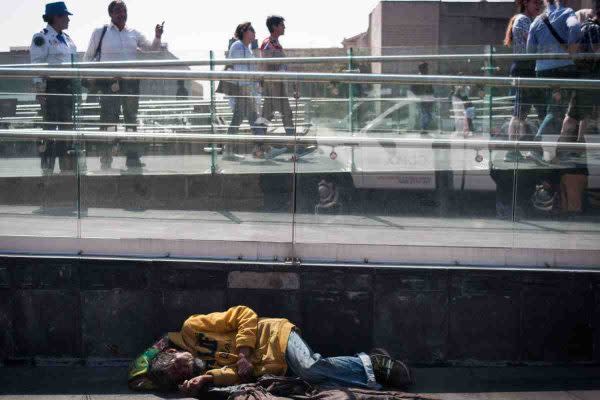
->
<box><xmin>83</xmin><ymin>0</ymin><xmax>164</xmax><ymax>172</ymax></box>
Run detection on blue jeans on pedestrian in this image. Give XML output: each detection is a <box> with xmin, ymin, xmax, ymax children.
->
<box><xmin>418</xmin><ymin>103</ymin><xmax>433</xmax><ymax>131</ymax></box>
<box><xmin>535</xmin><ymin>65</ymin><xmax>578</xmax><ymax>140</ymax></box>
<box><xmin>285</xmin><ymin>330</ymin><xmax>380</xmax><ymax>389</ymax></box>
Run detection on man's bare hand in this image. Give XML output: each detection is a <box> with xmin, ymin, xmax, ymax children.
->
<box><xmin>237</xmin><ymin>353</ymin><xmax>254</xmax><ymax>382</ymax></box>
<box><xmin>155</xmin><ymin>22</ymin><xmax>164</xmax><ymax>39</ymax></box>
<box><xmin>179</xmin><ymin>375</ymin><xmax>210</xmax><ymax>396</ymax></box>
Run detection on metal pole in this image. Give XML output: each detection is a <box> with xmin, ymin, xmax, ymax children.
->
<box><xmin>71</xmin><ymin>53</ymin><xmax>83</xmax><ymax>222</ymax></box>
<box><xmin>1</xmin><ymin>67</ymin><xmax>599</xmax><ymax>90</ymax></box>
<box><xmin>486</xmin><ymin>45</ymin><xmax>494</xmax><ymax>136</ymax></box>
<box><xmin>6</xmin><ymin>52</ymin><xmax>600</xmax><ymax>70</ymax></box>
<box><xmin>209</xmin><ymin>50</ymin><xmax>217</xmax><ymax>175</ymax></box>
<box><xmin>347</xmin><ymin>48</ymin><xmax>356</xmax><ymax>172</ymax></box>
<box><xmin>0</xmin><ymin>129</ymin><xmax>597</xmax><ymax>150</ymax></box>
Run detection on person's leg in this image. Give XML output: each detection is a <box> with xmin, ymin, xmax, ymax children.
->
<box><xmin>418</xmin><ymin>104</ymin><xmax>428</xmax><ymax>131</ymax></box>
<box><xmin>228</xmin><ymin>96</ymin><xmax>244</xmax><ymax>135</ymax></box>
<box><xmin>249</xmin><ymin>105</ymin><xmax>264</xmax><ymax>158</ymax></box>
<box><xmin>99</xmin><ymin>81</ymin><xmax>120</xmax><ymax>169</ymax></box>
<box><xmin>505</xmin><ymin>116</ymin><xmax>527</xmax><ymax>162</ymax></box>
<box><xmin>40</xmin><ymin>91</ymin><xmax>57</xmax><ymax>174</ymax></box>
<box><xmin>261</xmin><ymin>82</ymin><xmax>276</xmax><ymax>124</ymax></box>
<box><xmin>285</xmin><ymin>330</ymin><xmax>380</xmax><ymax>389</ymax></box>
<box><xmin>265</xmin><ymin>82</ymin><xmax>295</xmax><ymax>136</ymax></box>
<box><xmin>57</xmin><ymin>83</ymin><xmax>75</xmax><ymax>172</ymax></box>
<box><xmin>43</xmin><ymin>82</ymin><xmax>65</xmax><ymax>174</ymax></box>
<box><xmin>224</xmin><ymin>95</ymin><xmax>246</xmax><ymax>160</ymax></box>
<box><xmin>280</xmin><ymin>92</ymin><xmax>296</xmax><ymax>137</ymax></box>
<box><xmin>122</xmin><ymin>81</ymin><xmax>144</xmax><ymax>169</ymax></box>
<box><xmin>561</xmin><ymin>89</ymin><xmax>580</xmax><ymax>143</ymax></box>
<box><xmin>535</xmin><ymin>69</ymin><xmax>565</xmax><ymax>140</ymax></box>
<box><xmin>561</xmin><ymin>173</ymin><xmax>587</xmax><ymax>213</ymax></box>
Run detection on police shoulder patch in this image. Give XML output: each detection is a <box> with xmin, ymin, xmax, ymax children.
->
<box><xmin>33</xmin><ymin>35</ymin><xmax>46</xmax><ymax>47</ymax></box>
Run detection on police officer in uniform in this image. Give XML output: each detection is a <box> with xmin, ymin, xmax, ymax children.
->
<box><xmin>30</xmin><ymin>2</ymin><xmax>77</xmax><ymax>175</ymax></box>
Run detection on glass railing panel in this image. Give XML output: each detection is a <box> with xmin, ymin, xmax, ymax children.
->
<box><xmin>512</xmin><ymin>80</ymin><xmax>600</xmax><ymax>256</ymax></box>
<box><xmin>77</xmin><ymin>75</ymin><xmax>295</xmax><ymax>260</ymax></box>
<box><xmin>293</xmin><ymin>77</ymin><xmax>519</xmax><ymax>263</ymax></box>
<box><xmin>0</xmin><ymin>76</ymin><xmax>80</xmax><ymax>248</ymax></box>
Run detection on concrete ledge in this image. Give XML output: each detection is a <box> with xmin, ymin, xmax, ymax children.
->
<box><xmin>1</xmin><ymin>256</ymin><xmax>599</xmax><ymax>365</ymax></box>
<box><xmin>1</xmin><ymin>235</ymin><xmax>599</xmax><ymax>269</ymax></box>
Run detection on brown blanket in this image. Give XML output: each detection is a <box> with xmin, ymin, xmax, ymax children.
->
<box><xmin>207</xmin><ymin>375</ymin><xmax>438</xmax><ymax>400</ymax></box>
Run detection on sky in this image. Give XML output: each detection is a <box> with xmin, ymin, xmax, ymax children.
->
<box><xmin>4</xmin><ymin>0</ymin><xmax>381</xmax><ymax>56</ymax></box>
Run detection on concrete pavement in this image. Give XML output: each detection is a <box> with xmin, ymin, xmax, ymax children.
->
<box><xmin>1</xmin><ymin>366</ymin><xmax>600</xmax><ymax>399</ymax></box>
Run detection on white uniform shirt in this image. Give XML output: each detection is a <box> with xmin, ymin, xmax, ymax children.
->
<box><xmin>30</xmin><ymin>24</ymin><xmax>77</xmax><ymax>86</ymax></box>
<box><xmin>84</xmin><ymin>23</ymin><xmax>159</xmax><ymax>62</ymax></box>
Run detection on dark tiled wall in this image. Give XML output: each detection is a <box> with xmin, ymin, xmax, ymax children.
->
<box><xmin>1</xmin><ymin>257</ymin><xmax>598</xmax><ymax>365</ymax></box>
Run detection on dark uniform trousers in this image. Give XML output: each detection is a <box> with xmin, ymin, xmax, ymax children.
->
<box><xmin>41</xmin><ymin>79</ymin><xmax>75</xmax><ymax>172</ymax></box>
<box><xmin>98</xmin><ymin>79</ymin><xmax>143</xmax><ymax>168</ymax></box>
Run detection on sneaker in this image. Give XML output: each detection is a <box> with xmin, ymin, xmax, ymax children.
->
<box><xmin>370</xmin><ymin>348</ymin><xmax>392</xmax><ymax>357</ymax></box>
<box><xmin>121</xmin><ymin>166</ymin><xmax>144</xmax><ymax>175</ymax></box>
<box><xmin>294</xmin><ymin>145</ymin><xmax>317</xmax><ymax>158</ymax></box>
<box><xmin>265</xmin><ymin>146</ymin><xmax>289</xmax><ymax>160</ymax></box>
<box><xmin>222</xmin><ymin>153</ymin><xmax>246</xmax><ymax>161</ymax></box>
<box><xmin>369</xmin><ymin>352</ymin><xmax>413</xmax><ymax>388</ymax></box>
<box><xmin>524</xmin><ymin>150</ymin><xmax>544</xmax><ymax>163</ymax></box>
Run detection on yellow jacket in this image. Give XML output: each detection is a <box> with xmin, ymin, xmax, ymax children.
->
<box><xmin>168</xmin><ymin>306</ymin><xmax>296</xmax><ymax>386</ymax></box>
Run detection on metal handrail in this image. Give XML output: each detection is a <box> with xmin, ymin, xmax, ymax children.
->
<box><xmin>0</xmin><ymin>67</ymin><xmax>599</xmax><ymax>89</ymax></box>
<box><xmin>0</xmin><ymin>129</ymin><xmax>596</xmax><ymax>151</ymax></box>
<box><xmin>3</xmin><ymin>53</ymin><xmax>600</xmax><ymax>69</ymax></box>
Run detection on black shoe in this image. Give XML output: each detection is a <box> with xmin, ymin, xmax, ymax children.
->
<box><xmin>369</xmin><ymin>352</ymin><xmax>413</xmax><ymax>389</ymax></box>
<box><xmin>370</xmin><ymin>348</ymin><xmax>391</xmax><ymax>357</ymax></box>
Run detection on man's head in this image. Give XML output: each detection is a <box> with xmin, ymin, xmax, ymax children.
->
<box><xmin>266</xmin><ymin>15</ymin><xmax>285</xmax><ymax>37</ymax></box>
<box><xmin>148</xmin><ymin>349</ymin><xmax>206</xmax><ymax>390</ymax></box>
<box><xmin>43</xmin><ymin>2</ymin><xmax>72</xmax><ymax>32</ymax></box>
<box><xmin>418</xmin><ymin>62</ymin><xmax>429</xmax><ymax>75</ymax></box>
<box><xmin>108</xmin><ymin>0</ymin><xmax>127</xmax><ymax>29</ymax></box>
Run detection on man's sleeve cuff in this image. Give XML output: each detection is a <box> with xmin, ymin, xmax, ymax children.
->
<box><xmin>235</xmin><ymin>339</ymin><xmax>256</xmax><ymax>351</ymax></box>
<box><xmin>206</xmin><ymin>368</ymin><xmax>240</xmax><ymax>386</ymax></box>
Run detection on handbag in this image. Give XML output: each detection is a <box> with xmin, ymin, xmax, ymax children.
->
<box><xmin>215</xmin><ymin>64</ymin><xmax>239</xmax><ymax>96</ymax></box>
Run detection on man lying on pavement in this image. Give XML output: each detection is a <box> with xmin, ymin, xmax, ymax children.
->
<box><xmin>128</xmin><ymin>306</ymin><xmax>412</xmax><ymax>396</ymax></box>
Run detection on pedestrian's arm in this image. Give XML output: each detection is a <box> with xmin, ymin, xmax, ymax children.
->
<box><xmin>526</xmin><ymin>24</ymin><xmax>538</xmax><ymax>54</ymax></box>
<box><xmin>513</xmin><ymin>16</ymin><xmax>530</xmax><ymax>50</ymax></box>
<box><xmin>137</xmin><ymin>29</ymin><xmax>161</xmax><ymax>52</ymax></box>
<box><xmin>30</xmin><ymin>34</ymin><xmax>49</xmax><ymax>90</ymax></box>
<box><xmin>566</xmin><ymin>15</ymin><xmax>582</xmax><ymax>54</ymax></box>
<box><xmin>83</xmin><ymin>29</ymin><xmax>100</xmax><ymax>62</ymax></box>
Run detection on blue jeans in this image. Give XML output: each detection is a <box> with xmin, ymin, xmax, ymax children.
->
<box><xmin>535</xmin><ymin>65</ymin><xmax>578</xmax><ymax>140</ymax></box>
<box><xmin>285</xmin><ymin>330</ymin><xmax>380</xmax><ymax>389</ymax></box>
<box><xmin>418</xmin><ymin>103</ymin><xmax>433</xmax><ymax>131</ymax></box>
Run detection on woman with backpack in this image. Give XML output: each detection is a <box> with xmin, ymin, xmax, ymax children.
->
<box><xmin>527</xmin><ymin>0</ymin><xmax>590</xmax><ymax>214</ymax></box>
<box><xmin>527</xmin><ymin>0</ymin><xmax>582</xmax><ymax>151</ymax></box>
